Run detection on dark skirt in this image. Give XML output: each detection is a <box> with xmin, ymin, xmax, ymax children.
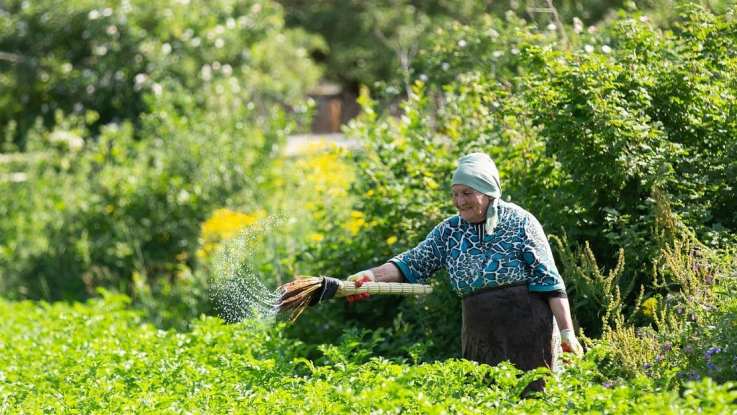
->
<box><xmin>461</xmin><ymin>283</ymin><xmax>555</xmax><ymax>394</ymax></box>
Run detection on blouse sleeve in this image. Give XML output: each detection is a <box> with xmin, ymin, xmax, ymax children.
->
<box><xmin>389</xmin><ymin>222</ymin><xmax>448</xmax><ymax>284</ymax></box>
<box><xmin>521</xmin><ymin>214</ymin><xmax>566</xmax><ymax>292</ymax></box>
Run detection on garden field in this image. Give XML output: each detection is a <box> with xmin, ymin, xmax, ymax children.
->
<box><xmin>1</xmin><ymin>293</ymin><xmax>735</xmax><ymax>414</ymax></box>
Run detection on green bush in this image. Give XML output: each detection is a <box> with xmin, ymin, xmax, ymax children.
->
<box><xmin>0</xmin><ymin>0</ymin><xmax>325</xmax><ymax>148</ymax></box>
<box><xmin>0</xmin><ymin>0</ymin><xmax>324</xmax><ymax>328</ymax></box>
<box><xmin>277</xmin><ymin>0</ymin><xmax>654</xmax><ymax>97</ymax></box>
<box><xmin>524</xmin><ymin>5</ymin><xmax>737</xmax><ymax>334</ymax></box>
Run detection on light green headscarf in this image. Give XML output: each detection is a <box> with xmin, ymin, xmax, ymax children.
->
<box><xmin>451</xmin><ymin>153</ymin><xmax>502</xmax><ymax>234</ymax></box>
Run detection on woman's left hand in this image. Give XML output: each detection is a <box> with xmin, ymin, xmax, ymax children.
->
<box><xmin>560</xmin><ymin>329</ymin><xmax>584</xmax><ymax>356</ymax></box>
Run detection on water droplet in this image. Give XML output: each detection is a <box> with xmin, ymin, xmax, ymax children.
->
<box><xmin>209</xmin><ymin>215</ymin><xmax>287</xmax><ymax>325</ymax></box>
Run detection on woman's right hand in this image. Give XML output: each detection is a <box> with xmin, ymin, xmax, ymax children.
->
<box><xmin>346</xmin><ymin>270</ymin><xmax>374</xmax><ymax>303</ymax></box>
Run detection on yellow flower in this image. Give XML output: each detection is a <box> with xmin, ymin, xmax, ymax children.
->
<box><xmin>343</xmin><ymin>211</ymin><xmax>366</xmax><ymax>235</ymax></box>
<box><xmin>293</xmin><ymin>141</ymin><xmax>352</xmax><ymax>202</ymax></box>
<box><xmin>199</xmin><ymin>209</ymin><xmax>266</xmax><ymax>257</ymax></box>
<box><xmin>386</xmin><ymin>236</ymin><xmax>397</xmax><ymax>245</ymax></box>
<box><xmin>310</xmin><ymin>233</ymin><xmax>324</xmax><ymax>241</ymax></box>
<box><xmin>640</xmin><ymin>297</ymin><xmax>658</xmax><ymax>320</ymax></box>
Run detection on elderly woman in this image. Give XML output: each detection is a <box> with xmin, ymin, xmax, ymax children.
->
<box><xmin>347</xmin><ymin>152</ymin><xmax>583</xmax><ymax>394</ymax></box>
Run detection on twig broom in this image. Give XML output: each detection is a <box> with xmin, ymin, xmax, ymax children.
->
<box><xmin>276</xmin><ymin>275</ymin><xmax>433</xmax><ymax>322</ymax></box>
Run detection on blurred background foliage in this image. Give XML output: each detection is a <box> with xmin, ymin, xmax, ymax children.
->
<box><xmin>0</xmin><ymin>0</ymin><xmax>324</xmax><ymax>328</ymax></box>
<box><xmin>1</xmin><ymin>0</ymin><xmax>736</xmax><ymax>387</ymax></box>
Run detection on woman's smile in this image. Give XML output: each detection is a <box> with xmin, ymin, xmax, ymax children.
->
<box><xmin>452</xmin><ymin>184</ymin><xmax>491</xmax><ymax>224</ymax></box>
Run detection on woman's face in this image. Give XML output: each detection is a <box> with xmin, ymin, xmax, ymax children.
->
<box><xmin>451</xmin><ymin>184</ymin><xmax>491</xmax><ymax>224</ymax></box>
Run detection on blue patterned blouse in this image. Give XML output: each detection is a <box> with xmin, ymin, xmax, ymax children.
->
<box><xmin>390</xmin><ymin>200</ymin><xmax>565</xmax><ymax>296</ymax></box>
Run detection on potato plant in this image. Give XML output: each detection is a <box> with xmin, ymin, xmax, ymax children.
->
<box><xmin>1</xmin><ymin>293</ymin><xmax>735</xmax><ymax>414</ymax></box>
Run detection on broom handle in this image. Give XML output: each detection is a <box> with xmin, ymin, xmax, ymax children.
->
<box><xmin>336</xmin><ymin>281</ymin><xmax>433</xmax><ymax>297</ymax></box>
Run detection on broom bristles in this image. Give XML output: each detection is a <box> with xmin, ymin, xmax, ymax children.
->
<box><xmin>276</xmin><ymin>276</ymin><xmax>325</xmax><ymax>322</ymax></box>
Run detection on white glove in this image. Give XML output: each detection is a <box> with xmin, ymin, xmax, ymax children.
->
<box><xmin>346</xmin><ymin>270</ymin><xmax>374</xmax><ymax>302</ymax></box>
<box><xmin>560</xmin><ymin>329</ymin><xmax>584</xmax><ymax>356</ymax></box>
<box><xmin>347</xmin><ymin>270</ymin><xmax>375</xmax><ymax>283</ymax></box>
